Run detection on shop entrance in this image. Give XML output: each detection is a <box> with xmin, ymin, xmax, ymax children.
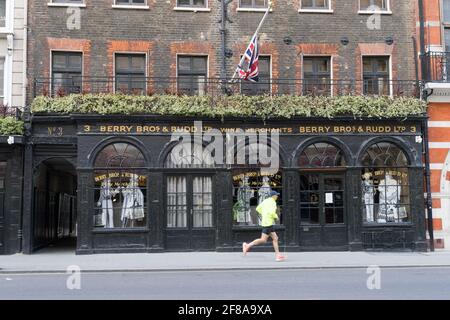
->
<box><xmin>299</xmin><ymin>173</ymin><xmax>348</xmax><ymax>248</ymax></box>
<box><xmin>32</xmin><ymin>158</ymin><xmax>77</xmax><ymax>252</ymax></box>
<box><xmin>165</xmin><ymin>175</ymin><xmax>215</xmax><ymax>250</ymax></box>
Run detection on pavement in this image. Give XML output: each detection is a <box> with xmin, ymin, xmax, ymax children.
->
<box><xmin>1</xmin><ymin>247</ymin><xmax>450</xmax><ymax>273</ymax></box>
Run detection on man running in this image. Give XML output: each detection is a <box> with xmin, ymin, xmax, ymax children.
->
<box><xmin>242</xmin><ymin>190</ymin><xmax>286</xmax><ymax>262</ymax></box>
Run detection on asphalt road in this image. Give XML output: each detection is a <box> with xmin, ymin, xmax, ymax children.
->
<box><xmin>1</xmin><ymin>267</ymin><xmax>449</xmax><ymax>300</ymax></box>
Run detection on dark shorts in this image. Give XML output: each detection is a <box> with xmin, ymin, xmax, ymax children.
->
<box><xmin>262</xmin><ymin>226</ymin><xmax>275</xmax><ymax>235</ymax></box>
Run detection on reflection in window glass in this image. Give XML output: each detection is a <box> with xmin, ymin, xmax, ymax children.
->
<box><xmin>232</xmin><ymin>170</ymin><xmax>282</xmax><ymax>226</ymax></box>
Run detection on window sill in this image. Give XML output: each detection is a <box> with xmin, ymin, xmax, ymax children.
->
<box><xmin>358</xmin><ymin>10</ymin><xmax>392</xmax><ymax>15</ymax></box>
<box><xmin>173</xmin><ymin>7</ymin><xmax>211</xmax><ymax>12</ymax></box>
<box><xmin>362</xmin><ymin>222</ymin><xmax>413</xmax><ymax>227</ymax></box>
<box><xmin>0</xmin><ymin>28</ymin><xmax>13</xmax><ymax>35</ymax></box>
<box><xmin>112</xmin><ymin>5</ymin><xmax>150</xmax><ymax>10</ymax></box>
<box><xmin>47</xmin><ymin>3</ymin><xmax>86</xmax><ymax>8</ymax></box>
<box><xmin>298</xmin><ymin>9</ymin><xmax>334</xmax><ymax>14</ymax></box>
<box><xmin>93</xmin><ymin>227</ymin><xmax>149</xmax><ymax>233</ymax></box>
<box><xmin>237</xmin><ymin>7</ymin><xmax>272</xmax><ymax>12</ymax></box>
<box><xmin>232</xmin><ymin>225</ymin><xmax>285</xmax><ymax>231</ymax></box>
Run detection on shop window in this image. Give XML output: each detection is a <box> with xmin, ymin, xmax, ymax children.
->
<box><xmin>303</xmin><ymin>57</ymin><xmax>331</xmax><ymax>96</ymax></box>
<box><xmin>93</xmin><ymin>142</ymin><xmax>147</xmax><ymax>229</ymax></box>
<box><xmin>363</xmin><ymin>56</ymin><xmax>390</xmax><ymax>96</ymax></box>
<box><xmin>177</xmin><ymin>56</ymin><xmax>208</xmax><ymax>96</ymax></box>
<box><xmin>232</xmin><ymin>170</ymin><xmax>282</xmax><ymax>226</ymax></box>
<box><xmin>240</xmin><ymin>56</ymin><xmax>271</xmax><ymax>96</ymax></box>
<box><xmin>115</xmin><ymin>53</ymin><xmax>146</xmax><ymax>94</ymax></box>
<box><xmin>299</xmin><ymin>142</ymin><xmax>346</xmax><ymax>167</ymax></box>
<box><xmin>361</xmin><ymin>142</ymin><xmax>410</xmax><ymax>224</ymax></box>
<box><xmin>52</xmin><ymin>51</ymin><xmax>82</xmax><ymax>96</ymax></box>
<box><xmin>231</xmin><ymin>143</ymin><xmax>282</xmax><ymax>226</ymax></box>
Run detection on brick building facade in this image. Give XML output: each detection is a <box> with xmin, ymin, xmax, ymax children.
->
<box><xmin>0</xmin><ymin>0</ymin><xmax>429</xmax><ymax>254</ymax></box>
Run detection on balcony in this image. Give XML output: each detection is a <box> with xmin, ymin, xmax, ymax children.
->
<box><xmin>33</xmin><ymin>77</ymin><xmax>422</xmax><ymax>99</ymax></box>
<box><xmin>423</xmin><ymin>51</ymin><xmax>450</xmax><ymax>83</ymax></box>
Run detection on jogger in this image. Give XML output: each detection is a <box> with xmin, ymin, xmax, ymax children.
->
<box><xmin>242</xmin><ymin>190</ymin><xmax>286</xmax><ymax>262</ymax></box>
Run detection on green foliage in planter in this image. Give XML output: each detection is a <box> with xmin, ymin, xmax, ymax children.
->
<box><xmin>0</xmin><ymin>117</ymin><xmax>24</xmax><ymax>135</ymax></box>
<box><xmin>31</xmin><ymin>94</ymin><xmax>427</xmax><ymax>119</ymax></box>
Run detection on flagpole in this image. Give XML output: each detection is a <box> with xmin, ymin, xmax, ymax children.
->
<box><xmin>230</xmin><ymin>0</ymin><xmax>273</xmax><ymax>82</ymax></box>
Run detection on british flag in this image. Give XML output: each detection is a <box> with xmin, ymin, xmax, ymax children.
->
<box><xmin>238</xmin><ymin>35</ymin><xmax>259</xmax><ymax>82</ymax></box>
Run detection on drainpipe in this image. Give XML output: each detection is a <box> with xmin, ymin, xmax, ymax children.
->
<box><xmin>220</xmin><ymin>0</ymin><xmax>227</xmax><ymax>83</ymax></box>
<box><xmin>418</xmin><ymin>0</ymin><xmax>435</xmax><ymax>251</ymax></box>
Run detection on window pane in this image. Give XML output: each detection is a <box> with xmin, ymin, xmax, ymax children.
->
<box><xmin>240</xmin><ymin>0</ymin><xmax>253</xmax><ymax>7</ymax></box>
<box><xmin>445</xmin><ymin>28</ymin><xmax>450</xmax><ymax>52</ymax></box>
<box><xmin>193</xmin><ymin>0</ymin><xmax>206</xmax><ymax>7</ymax></box>
<box><xmin>178</xmin><ymin>0</ymin><xmax>190</xmax><ymax>6</ymax></box>
<box><xmin>68</xmin><ymin>54</ymin><xmax>82</xmax><ymax>68</ymax></box>
<box><xmin>192</xmin><ymin>57</ymin><xmax>207</xmax><ymax>72</ymax></box>
<box><xmin>445</xmin><ymin>0</ymin><xmax>450</xmax><ymax>23</ymax></box>
<box><xmin>302</xmin><ymin>0</ymin><xmax>313</xmax><ymax>7</ymax></box>
<box><xmin>303</xmin><ymin>59</ymin><xmax>313</xmax><ymax>73</ymax></box>
<box><xmin>0</xmin><ymin>58</ymin><xmax>4</xmax><ymax>98</ymax></box>
<box><xmin>254</xmin><ymin>0</ymin><xmax>266</xmax><ymax>7</ymax></box>
<box><xmin>377</xmin><ymin>58</ymin><xmax>388</xmax><ymax>72</ymax></box>
<box><xmin>178</xmin><ymin>57</ymin><xmax>191</xmax><ymax>72</ymax></box>
<box><xmin>131</xmin><ymin>55</ymin><xmax>145</xmax><ymax>70</ymax></box>
<box><xmin>318</xmin><ymin>59</ymin><xmax>329</xmax><ymax>72</ymax></box>
<box><xmin>0</xmin><ymin>0</ymin><xmax>5</xmax><ymax>28</ymax></box>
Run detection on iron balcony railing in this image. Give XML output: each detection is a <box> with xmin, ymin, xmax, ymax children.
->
<box><xmin>423</xmin><ymin>51</ymin><xmax>450</xmax><ymax>82</ymax></box>
<box><xmin>33</xmin><ymin>77</ymin><xmax>422</xmax><ymax>99</ymax></box>
<box><xmin>0</xmin><ymin>105</ymin><xmax>22</xmax><ymax>119</ymax></box>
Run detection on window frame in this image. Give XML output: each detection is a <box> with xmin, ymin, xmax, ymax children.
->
<box><xmin>358</xmin><ymin>0</ymin><xmax>391</xmax><ymax>14</ymax></box>
<box><xmin>0</xmin><ymin>57</ymin><xmax>4</xmax><ymax>105</ymax></box>
<box><xmin>302</xmin><ymin>56</ymin><xmax>333</xmax><ymax>96</ymax></box>
<box><xmin>299</xmin><ymin>0</ymin><xmax>333</xmax><ymax>13</ymax></box>
<box><xmin>176</xmin><ymin>55</ymin><xmax>209</xmax><ymax>96</ymax></box>
<box><xmin>112</xmin><ymin>0</ymin><xmax>149</xmax><ymax>9</ymax></box>
<box><xmin>51</xmin><ymin>51</ymin><xmax>83</xmax><ymax>96</ymax></box>
<box><xmin>239</xmin><ymin>55</ymin><xmax>272</xmax><ymax>96</ymax></box>
<box><xmin>174</xmin><ymin>0</ymin><xmax>210</xmax><ymax>11</ymax></box>
<box><xmin>0</xmin><ymin>0</ymin><xmax>13</xmax><ymax>32</ymax></box>
<box><xmin>362</xmin><ymin>55</ymin><xmax>392</xmax><ymax>97</ymax></box>
<box><xmin>238</xmin><ymin>0</ymin><xmax>271</xmax><ymax>12</ymax></box>
<box><xmin>47</xmin><ymin>0</ymin><xmax>86</xmax><ymax>8</ymax></box>
<box><xmin>441</xmin><ymin>0</ymin><xmax>450</xmax><ymax>52</ymax></box>
<box><xmin>113</xmin><ymin>52</ymin><xmax>147</xmax><ymax>95</ymax></box>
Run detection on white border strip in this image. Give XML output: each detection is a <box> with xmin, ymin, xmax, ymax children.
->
<box><xmin>429</xmin><ymin>121</ymin><xmax>450</xmax><ymax>127</ymax></box>
<box><xmin>429</xmin><ymin>142</ymin><xmax>450</xmax><ymax>149</ymax></box>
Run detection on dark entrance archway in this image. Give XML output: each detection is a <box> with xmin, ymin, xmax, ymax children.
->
<box><xmin>32</xmin><ymin>158</ymin><xmax>77</xmax><ymax>252</ymax></box>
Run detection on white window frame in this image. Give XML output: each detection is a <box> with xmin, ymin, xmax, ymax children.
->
<box><xmin>237</xmin><ymin>0</ymin><xmax>271</xmax><ymax>12</ymax></box>
<box><xmin>174</xmin><ymin>0</ymin><xmax>210</xmax><ymax>12</ymax></box>
<box><xmin>113</xmin><ymin>52</ymin><xmax>148</xmax><ymax>94</ymax></box>
<box><xmin>47</xmin><ymin>0</ymin><xmax>86</xmax><ymax>8</ymax></box>
<box><xmin>0</xmin><ymin>57</ymin><xmax>5</xmax><ymax>105</ymax></box>
<box><xmin>358</xmin><ymin>0</ymin><xmax>392</xmax><ymax>15</ymax></box>
<box><xmin>0</xmin><ymin>0</ymin><xmax>13</xmax><ymax>33</ymax></box>
<box><xmin>238</xmin><ymin>54</ymin><xmax>272</xmax><ymax>95</ymax></box>
<box><xmin>112</xmin><ymin>0</ymin><xmax>149</xmax><ymax>10</ymax></box>
<box><xmin>298</xmin><ymin>0</ymin><xmax>333</xmax><ymax>14</ymax></box>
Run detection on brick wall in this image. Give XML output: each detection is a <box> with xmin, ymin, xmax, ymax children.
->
<box><xmin>28</xmin><ymin>0</ymin><xmax>418</xmax><ymax>101</ymax></box>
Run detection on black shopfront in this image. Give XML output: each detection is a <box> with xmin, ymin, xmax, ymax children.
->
<box><xmin>19</xmin><ymin>115</ymin><xmax>428</xmax><ymax>254</ymax></box>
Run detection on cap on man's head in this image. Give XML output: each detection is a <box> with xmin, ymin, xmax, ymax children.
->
<box><xmin>270</xmin><ymin>190</ymin><xmax>280</xmax><ymax>197</ymax></box>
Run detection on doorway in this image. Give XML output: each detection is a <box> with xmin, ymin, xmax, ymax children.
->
<box><xmin>32</xmin><ymin>158</ymin><xmax>77</xmax><ymax>252</ymax></box>
<box><xmin>299</xmin><ymin>173</ymin><xmax>348</xmax><ymax>248</ymax></box>
<box><xmin>165</xmin><ymin>175</ymin><xmax>215</xmax><ymax>250</ymax></box>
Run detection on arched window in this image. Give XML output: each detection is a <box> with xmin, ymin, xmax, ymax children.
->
<box><xmin>231</xmin><ymin>143</ymin><xmax>283</xmax><ymax>227</ymax></box>
<box><xmin>361</xmin><ymin>142</ymin><xmax>408</xmax><ymax>167</ymax></box>
<box><xmin>360</xmin><ymin>142</ymin><xmax>410</xmax><ymax>225</ymax></box>
<box><xmin>93</xmin><ymin>142</ymin><xmax>147</xmax><ymax>229</ymax></box>
<box><xmin>165</xmin><ymin>143</ymin><xmax>216</xmax><ymax>168</ymax></box>
<box><xmin>299</xmin><ymin>142</ymin><xmax>346</xmax><ymax>167</ymax></box>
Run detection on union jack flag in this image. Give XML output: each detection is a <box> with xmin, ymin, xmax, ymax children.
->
<box><xmin>238</xmin><ymin>35</ymin><xmax>259</xmax><ymax>82</ymax></box>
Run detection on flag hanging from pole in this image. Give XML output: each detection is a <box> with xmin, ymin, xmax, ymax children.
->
<box><xmin>238</xmin><ymin>35</ymin><xmax>259</xmax><ymax>82</ymax></box>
